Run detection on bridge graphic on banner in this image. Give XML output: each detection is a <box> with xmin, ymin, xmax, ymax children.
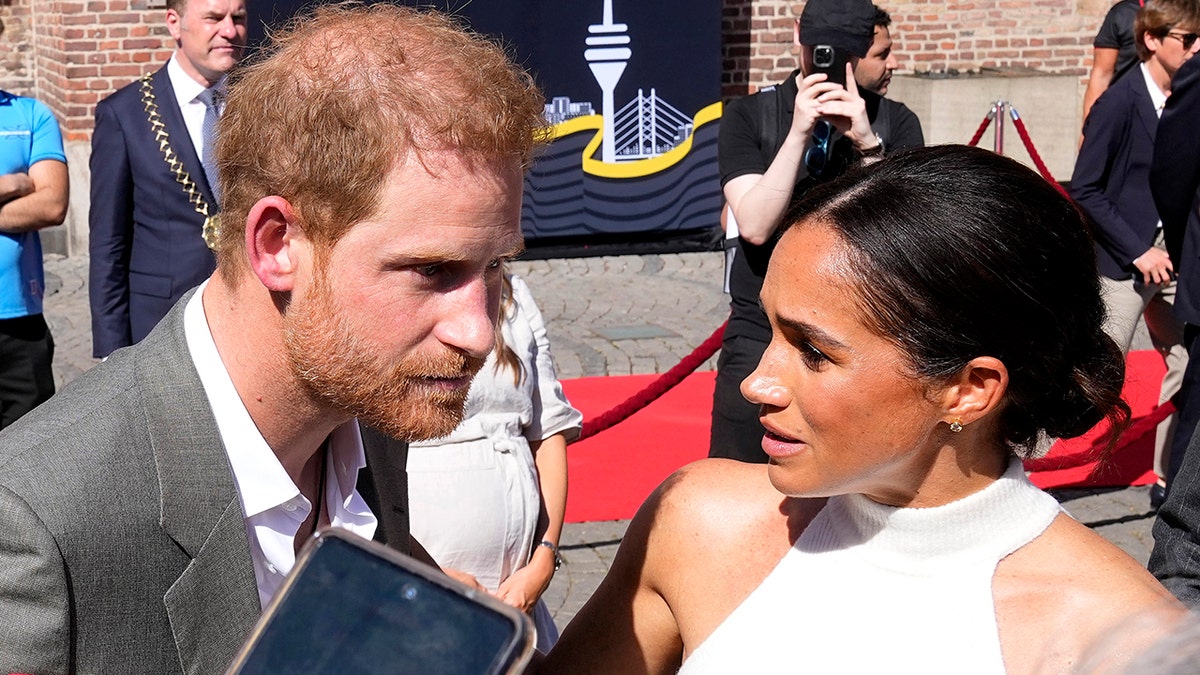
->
<box><xmin>611</xmin><ymin>89</ymin><xmax>694</xmax><ymax>160</ymax></box>
<box><xmin>544</xmin><ymin>0</ymin><xmax>698</xmax><ymax>165</ymax></box>
<box><xmin>522</xmin><ymin>0</ymin><xmax>722</xmax><ymax>241</ymax></box>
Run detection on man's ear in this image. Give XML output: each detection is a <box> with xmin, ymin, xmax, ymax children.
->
<box><xmin>245</xmin><ymin>196</ymin><xmax>304</xmax><ymax>293</ymax></box>
<box><xmin>1144</xmin><ymin>31</ymin><xmax>1162</xmax><ymax>57</ymax></box>
<box><xmin>794</xmin><ymin>18</ymin><xmax>802</xmax><ymax>49</ymax></box>
<box><xmin>939</xmin><ymin>356</ymin><xmax>1008</xmax><ymax>427</ymax></box>
<box><xmin>166</xmin><ymin>8</ymin><xmax>183</xmax><ymax>42</ymax></box>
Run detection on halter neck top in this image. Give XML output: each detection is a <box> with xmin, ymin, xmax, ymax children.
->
<box><xmin>678</xmin><ymin>460</ymin><xmax>1061</xmax><ymax>674</ymax></box>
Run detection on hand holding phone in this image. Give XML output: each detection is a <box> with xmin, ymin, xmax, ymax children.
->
<box><xmin>226</xmin><ymin>529</ymin><xmax>535</xmax><ymax>675</ymax></box>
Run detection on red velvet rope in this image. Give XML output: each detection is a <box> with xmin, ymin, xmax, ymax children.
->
<box><xmin>577</xmin><ymin>321</ymin><xmax>727</xmax><ymax>442</ymax></box>
<box><xmin>1008</xmin><ymin>108</ymin><xmax>1070</xmax><ymax>199</ymax></box>
<box><xmin>967</xmin><ymin>113</ymin><xmax>993</xmax><ymax>148</ymax></box>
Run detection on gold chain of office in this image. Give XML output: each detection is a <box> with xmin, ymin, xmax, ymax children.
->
<box><xmin>138</xmin><ymin>73</ymin><xmax>220</xmax><ymax>251</ymax></box>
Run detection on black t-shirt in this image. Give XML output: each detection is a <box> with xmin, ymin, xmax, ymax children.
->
<box><xmin>717</xmin><ymin>71</ymin><xmax>925</xmax><ymax>342</ymax></box>
<box><xmin>1094</xmin><ymin>0</ymin><xmax>1142</xmax><ymax>86</ymax></box>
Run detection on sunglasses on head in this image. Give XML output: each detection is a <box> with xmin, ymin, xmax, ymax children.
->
<box><xmin>803</xmin><ymin>120</ymin><xmax>833</xmax><ymax>177</ymax></box>
<box><xmin>1166</xmin><ymin>30</ymin><xmax>1199</xmax><ymax>50</ymax></box>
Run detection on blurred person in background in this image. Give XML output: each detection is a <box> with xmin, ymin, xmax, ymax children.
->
<box><xmin>1069</xmin><ymin>0</ymin><xmax>1200</xmax><ymax>510</ymax></box>
<box><xmin>1084</xmin><ymin>0</ymin><xmax>1146</xmax><ymax>124</ymax></box>
<box><xmin>710</xmin><ymin>0</ymin><xmax>923</xmax><ymax>463</ymax></box>
<box><xmin>408</xmin><ymin>270</ymin><xmax>581</xmax><ymax>653</ymax></box>
<box><xmin>0</xmin><ymin>18</ymin><xmax>69</xmax><ymax>430</ymax></box>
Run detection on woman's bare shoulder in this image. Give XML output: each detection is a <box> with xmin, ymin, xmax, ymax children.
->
<box><xmin>542</xmin><ymin>459</ymin><xmax>806</xmax><ymax>674</ymax></box>
<box><xmin>654</xmin><ymin>459</ymin><xmax>782</xmax><ymax>510</ymax></box>
<box><xmin>635</xmin><ymin>459</ymin><xmax>823</xmax><ymax>652</ymax></box>
<box><xmin>643</xmin><ymin>459</ymin><xmax>796</xmax><ymax>552</ymax></box>
<box><xmin>995</xmin><ymin>513</ymin><xmax>1185</xmax><ymax>673</ymax></box>
<box><xmin>1026</xmin><ymin>514</ymin><xmax>1177</xmax><ymax>602</ymax></box>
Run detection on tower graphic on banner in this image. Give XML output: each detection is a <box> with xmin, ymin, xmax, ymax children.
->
<box><xmin>584</xmin><ymin>0</ymin><xmax>630</xmax><ymax>163</ymax></box>
<box><xmin>559</xmin><ymin>0</ymin><xmax>699</xmax><ymax>163</ymax></box>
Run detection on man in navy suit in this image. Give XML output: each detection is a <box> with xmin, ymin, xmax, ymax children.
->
<box><xmin>1069</xmin><ymin>0</ymin><xmax>1200</xmax><ymax>508</ymax></box>
<box><xmin>89</xmin><ymin>0</ymin><xmax>246</xmax><ymax>358</ymax></box>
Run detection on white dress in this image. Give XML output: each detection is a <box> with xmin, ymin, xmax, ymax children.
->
<box><xmin>678</xmin><ymin>459</ymin><xmax>1062</xmax><ymax>674</ymax></box>
<box><xmin>408</xmin><ymin>274</ymin><xmax>582</xmax><ymax>652</ymax></box>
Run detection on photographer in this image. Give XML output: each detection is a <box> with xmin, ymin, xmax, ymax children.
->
<box><xmin>710</xmin><ymin>0</ymin><xmax>924</xmax><ymax>463</ymax></box>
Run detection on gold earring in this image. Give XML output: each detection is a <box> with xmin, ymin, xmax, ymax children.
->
<box><xmin>949</xmin><ymin>419</ymin><xmax>964</xmax><ymax>433</ymax></box>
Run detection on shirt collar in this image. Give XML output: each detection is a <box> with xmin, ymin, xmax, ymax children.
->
<box><xmin>167</xmin><ymin>53</ymin><xmax>228</xmax><ymax>107</ymax></box>
<box><xmin>1140</xmin><ymin>62</ymin><xmax>1168</xmax><ymax>114</ymax></box>
<box><xmin>182</xmin><ymin>282</ymin><xmax>369</xmax><ymax>519</ymax></box>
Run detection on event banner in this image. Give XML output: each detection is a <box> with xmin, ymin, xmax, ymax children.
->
<box><xmin>248</xmin><ymin>0</ymin><xmax>724</xmax><ymax>249</ymax></box>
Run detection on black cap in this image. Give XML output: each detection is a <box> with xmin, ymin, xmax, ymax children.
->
<box><xmin>799</xmin><ymin>0</ymin><xmax>876</xmax><ymax>58</ymax></box>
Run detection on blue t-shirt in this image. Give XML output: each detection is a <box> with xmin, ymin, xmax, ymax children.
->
<box><xmin>0</xmin><ymin>90</ymin><xmax>66</xmax><ymax>319</ymax></box>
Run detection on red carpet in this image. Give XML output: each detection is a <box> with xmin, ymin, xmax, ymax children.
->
<box><xmin>1023</xmin><ymin>349</ymin><xmax>1163</xmax><ymax>490</ymax></box>
<box><xmin>561</xmin><ymin>351</ymin><xmax>1167</xmax><ymax>523</ymax></box>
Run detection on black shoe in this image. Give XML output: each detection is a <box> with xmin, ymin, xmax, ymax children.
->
<box><xmin>1150</xmin><ymin>483</ymin><xmax>1167</xmax><ymax>510</ymax></box>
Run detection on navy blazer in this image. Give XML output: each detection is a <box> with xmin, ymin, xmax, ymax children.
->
<box><xmin>1070</xmin><ymin>65</ymin><xmax>1162</xmax><ymax>281</ymax></box>
<box><xmin>1154</xmin><ymin>55</ymin><xmax>1200</xmax><ymax>326</ymax></box>
<box><xmin>88</xmin><ymin>64</ymin><xmax>218</xmax><ymax>358</ymax></box>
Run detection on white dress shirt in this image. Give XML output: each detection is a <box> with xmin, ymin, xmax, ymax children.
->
<box><xmin>1140</xmin><ymin>62</ymin><xmax>1168</xmax><ymax>231</ymax></box>
<box><xmin>1141</xmin><ymin>61</ymin><xmax>1168</xmax><ymax>118</ymax></box>
<box><xmin>166</xmin><ymin>54</ymin><xmax>226</xmax><ymax>165</ymax></box>
<box><xmin>184</xmin><ymin>282</ymin><xmax>378</xmax><ymax>608</ymax></box>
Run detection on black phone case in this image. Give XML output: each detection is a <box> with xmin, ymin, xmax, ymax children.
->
<box><xmin>226</xmin><ymin>528</ymin><xmax>535</xmax><ymax>675</ymax></box>
<box><xmin>812</xmin><ymin>45</ymin><xmax>849</xmax><ymax>87</ymax></box>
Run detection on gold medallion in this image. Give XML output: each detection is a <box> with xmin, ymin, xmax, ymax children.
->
<box><xmin>140</xmin><ymin>74</ymin><xmax>221</xmax><ymax>252</ymax></box>
<box><xmin>202</xmin><ymin>214</ymin><xmax>221</xmax><ymax>251</ymax></box>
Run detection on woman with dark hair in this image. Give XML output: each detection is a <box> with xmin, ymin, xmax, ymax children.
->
<box><xmin>543</xmin><ymin>145</ymin><xmax>1183</xmax><ymax>674</ymax></box>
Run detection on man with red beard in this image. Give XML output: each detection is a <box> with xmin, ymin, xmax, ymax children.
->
<box><xmin>0</xmin><ymin>5</ymin><xmax>545</xmax><ymax>673</ymax></box>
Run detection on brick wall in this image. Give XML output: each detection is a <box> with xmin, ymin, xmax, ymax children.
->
<box><xmin>3</xmin><ymin>0</ymin><xmax>1121</xmax><ymax>135</ymax></box>
<box><xmin>722</xmin><ymin>0</ymin><xmax>1117</xmax><ymax>98</ymax></box>
<box><xmin>1</xmin><ymin>0</ymin><xmax>172</xmax><ymax>141</ymax></box>
<box><xmin>1</xmin><ymin>0</ymin><xmax>1116</xmax><ymax>256</ymax></box>
<box><xmin>0</xmin><ymin>3</ymin><xmax>37</xmax><ymax>95</ymax></box>
<box><xmin>40</xmin><ymin>0</ymin><xmax>173</xmax><ymax>141</ymax></box>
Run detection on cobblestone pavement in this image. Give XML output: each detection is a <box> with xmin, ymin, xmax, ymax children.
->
<box><xmin>507</xmin><ymin>254</ymin><xmax>728</xmax><ymax>378</ymax></box>
<box><xmin>40</xmin><ymin>252</ymin><xmax>1161</xmax><ymax>635</ymax></box>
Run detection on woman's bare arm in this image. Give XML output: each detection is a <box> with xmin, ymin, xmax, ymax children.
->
<box><xmin>541</xmin><ymin>475</ymin><xmax>685</xmax><ymax>674</ymax></box>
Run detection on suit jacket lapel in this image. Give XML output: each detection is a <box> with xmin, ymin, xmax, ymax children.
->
<box><xmin>1132</xmin><ymin>71</ymin><xmax>1159</xmax><ymax>144</ymax></box>
<box><xmin>359</xmin><ymin>425</ymin><xmax>412</xmax><ymax>554</ymax></box>
<box><xmin>138</xmin><ymin>295</ymin><xmax>260</xmax><ymax>672</ymax></box>
<box><xmin>151</xmin><ymin>66</ymin><xmax>219</xmax><ymax>208</ymax></box>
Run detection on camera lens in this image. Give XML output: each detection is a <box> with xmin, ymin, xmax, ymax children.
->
<box><xmin>401</xmin><ymin>583</ymin><xmax>418</xmax><ymax>601</ymax></box>
<box><xmin>814</xmin><ymin>46</ymin><xmax>833</xmax><ymax>67</ymax></box>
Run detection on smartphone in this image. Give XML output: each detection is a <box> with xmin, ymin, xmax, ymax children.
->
<box><xmin>811</xmin><ymin>44</ymin><xmax>849</xmax><ymax>87</ymax></box>
<box><xmin>226</xmin><ymin>528</ymin><xmax>535</xmax><ymax>675</ymax></box>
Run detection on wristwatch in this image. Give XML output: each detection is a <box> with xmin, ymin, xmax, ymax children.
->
<box><xmin>860</xmin><ymin>133</ymin><xmax>885</xmax><ymax>157</ymax></box>
<box><xmin>539</xmin><ymin>539</ymin><xmax>563</xmax><ymax>571</ymax></box>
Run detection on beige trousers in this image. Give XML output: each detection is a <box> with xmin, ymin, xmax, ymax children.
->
<box><xmin>1100</xmin><ymin>267</ymin><xmax>1188</xmax><ymax>480</ymax></box>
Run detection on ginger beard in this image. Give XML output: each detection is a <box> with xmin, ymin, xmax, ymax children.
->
<box><xmin>283</xmin><ymin>267</ymin><xmax>486</xmax><ymax>442</ymax></box>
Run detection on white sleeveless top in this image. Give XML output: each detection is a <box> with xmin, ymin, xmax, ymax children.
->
<box><xmin>678</xmin><ymin>460</ymin><xmax>1061</xmax><ymax>674</ymax></box>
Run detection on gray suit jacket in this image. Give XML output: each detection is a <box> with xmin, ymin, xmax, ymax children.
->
<box><xmin>0</xmin><ymin>293</ymin><xmax>410</xmax><ymax>674</ymax></box>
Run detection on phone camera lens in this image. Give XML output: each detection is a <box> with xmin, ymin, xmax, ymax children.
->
<box><xmin>402</xmin><ymin>583</ymin><xmax>418</xmax><ymax>601</ymax></box>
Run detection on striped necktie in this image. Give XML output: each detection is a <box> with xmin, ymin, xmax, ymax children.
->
<box><xmin>198</xmin><ymin>88</ymin><xmax>222</xmax><ymax>206</ymax></box>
